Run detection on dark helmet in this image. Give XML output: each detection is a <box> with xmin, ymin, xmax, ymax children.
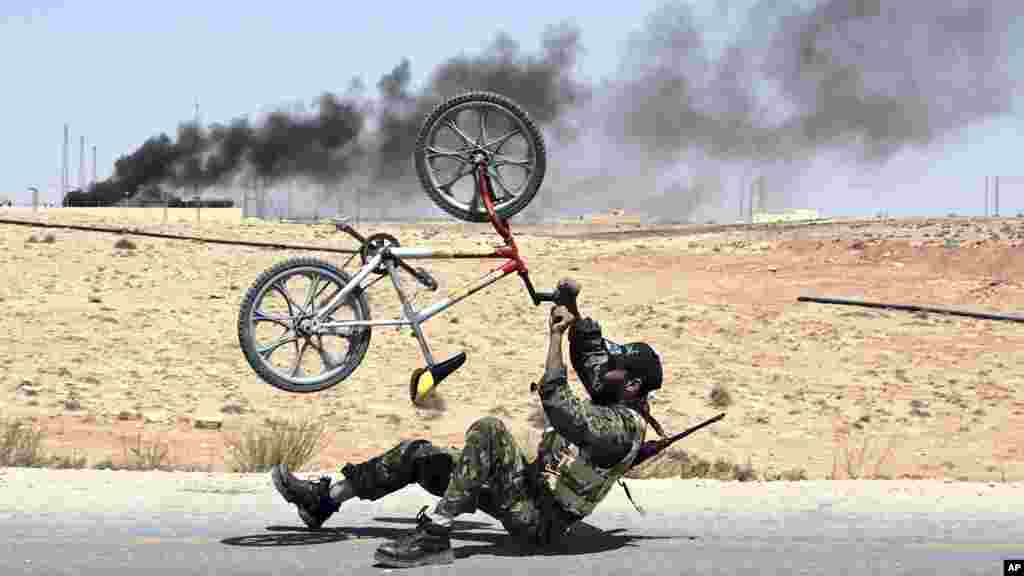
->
<box><xmin>614</xmin><ymin>342</ymin><xmax>662</xmax><ymax>395</ymax></box>
<box><xmin>612</xmin><ymin>342</ymin><xmax>667</xmax><ymax>437</ymax></box>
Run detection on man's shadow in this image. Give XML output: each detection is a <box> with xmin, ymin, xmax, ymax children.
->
<box><xmin>221</xmin><ymin>516</ymin><xmax>691</xmax><ymax>559</ymax></box>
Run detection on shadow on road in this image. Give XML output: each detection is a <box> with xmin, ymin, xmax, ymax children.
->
<box><xmin>371</xmin><ymin>516</ymin><xmax>500</xmax><ymax>531</ymax></box>
<box><xmin>221</xmin><ymin>518</ymin><xmax>693</xmax><ymax>560</ymax></box>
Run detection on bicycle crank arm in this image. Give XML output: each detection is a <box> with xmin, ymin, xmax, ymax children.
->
<box><xmin>392</xmin><ymin>255</ymin><xmax>438</xmax><ymax>291</ymax></box>
<box><xmin>338</xmin><ymin>220</ymin><xmax>437</xmax><ymax>292</ymax></box>
<box><xmin>411</xmin><ymin>266</ymin><xmax>438</xmax><ymax>291</ymax></box>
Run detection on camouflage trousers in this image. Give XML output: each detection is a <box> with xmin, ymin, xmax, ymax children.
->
<box><xmin>340</xmin><ymin>416</ymin><xmax>576</xmax><ymax>545</ymax></box>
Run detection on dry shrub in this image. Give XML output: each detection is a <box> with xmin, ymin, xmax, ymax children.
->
<box><xmin>114</xmin><ymin>236</ymin><xmax>137</xmax><ymax>250</ymax></box>
<box><xmin>123</xmin><ymin>433</ymin><xmax>171</xmax><ymax>470</ymax></box>
<box><xmin>709</xmin><ymin>383</ymin><xmax>733</xmax><ymax>408</ymax></box>
<box><xmin>764</xmin><ymin>468</ymin><xmax>809</xmax><ymax>481</ymax></box>
<box><xmin>624</xmin><ymin>448</ymin><xmax>759</xmax><ymax>481</ymax></box>
<box><xmin>48</xmin><ymin>451</ymin><xmax>88</xmax><ymax>469</ymax></box>
<box><xmin>830</xmin><ymin>428</ymin><xmax>894</xmax><ymax>480</ymax></box>
<box><xmin>93</xmin><ymin>433</ymin><xmax>173</xmax><ymax>471</ymax></box>
<box><xmin>0</xmin><ymin>418</ymin><xmax>47</xmax><ymax>466</ymax></box>
<box><xmin>225</xmin><ymin>417</ymin><xmax>327</xmax><ymax>473</ymax></box>
<box><xmin>1</xmin><ymin>418</ymin><xmax>87</xmax><ymax>468</ymax></box>
<box><xmin>625</xmin><ymin>447</ymin><xmax>692</xmax><ymax>479</ymax></box>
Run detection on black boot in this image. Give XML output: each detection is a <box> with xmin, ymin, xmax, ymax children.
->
<box><xmin>271</xmin><ymin>463</ymin><xmax>341</xmax><ymax>529</ymax></box>
<box><xmin>374</xmin><ymin>506</ymin><xmax>454</xmax><ymax>568</ymax></box>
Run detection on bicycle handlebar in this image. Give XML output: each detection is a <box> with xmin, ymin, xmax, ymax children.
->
<box><xmin>515</xmin><ymin>268</ymin><xmax>556</xmax><ymax>305</ymax></box>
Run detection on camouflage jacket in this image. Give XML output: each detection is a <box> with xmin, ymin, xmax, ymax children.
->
<box><xmin>535</xmin><ymin>318</ymin><xmax>646</xmax><ymax>519</ymax></box>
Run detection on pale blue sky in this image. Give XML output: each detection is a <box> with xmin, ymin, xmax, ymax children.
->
<box><xmin>1</xmin><ymin>1</ymin><xmax>1021</xmax><ymax>217</ymax></box>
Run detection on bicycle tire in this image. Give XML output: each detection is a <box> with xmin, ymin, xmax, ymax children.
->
<box><xmin>414</xmin><ymin>91</ymin><xmax>546</xmax><ymax>222</ymax></box>
<box><xmin>238</xmin><ymin>257</ymin><xmax>372</xmax><ymax>393</ymax></box>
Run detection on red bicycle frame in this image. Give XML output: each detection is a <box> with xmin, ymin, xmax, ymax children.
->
<box><xmin>335</xmin><ymin>161</ymin><xmax>555</xmax><ymax>311</ymax></box>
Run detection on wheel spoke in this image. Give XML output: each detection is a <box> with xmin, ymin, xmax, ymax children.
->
<box><xmin>252</xmin><ymin>310</ymin><xmax>294</xmax><ymax>329</ymax></box>
<box><xmin>258</xmin><ymin>333</ymin><xmax>298</xmax><ymax>358</ymax></box>
<box><xmin>443</xmin><ymin>118</ymin><xmax>475</xmax><ymax>147</ymax></box>
<box><xmin>478</xmin><ymin>107</ymin><xmax>488</xmax><ymax>145</ymax></box>
<box><xmin>492</xmin><ymin>154</ymin><xmax>532</xmax><ymax>168</ymax></box>
<box><xmin>310</xmin><ymin>335</ymin><xmax>340</xmax><ymax>370</ymax></box>
<box><xmin>436</xmin><ymin>164</ymin><xmax>472</xmax><ymax>194</ymax></box>
<box><xmin>315</xmin><ymin>284</ymin><xmax>341</xmax><ymax>311</ymax></box>
<box><xmin>483</xmin><ymin>129</ymin><xmax>520</xmax><ymax>151</ymax></box>
<box><xmin>289</xmin><ymin>339</ymin><xmax>310</xmax><ymax>377</ymax></box>
<box><xmin>303</xmin><ymin>274</ymin><xmax>321</xmax><ymax>314</ymax></box>
<box><xmin>489</xmin><ymin>167</ymin><xmax>519</xmax><ymax>200</ymax></box>
<box><xmin>271</xmin><ymin>279</ymin><xmax>304</xmax><ymax>315</ymax></box>
<box><xmin>425</xmin><ymin>145</ymin><xmax>470</xmax><ymax>163</ymax></box>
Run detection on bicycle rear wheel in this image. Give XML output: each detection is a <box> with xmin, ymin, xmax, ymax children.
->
<box><xmin>415</xmin><ymin>91</ymin><xmax>546</xmax><ymax>222</ymax></box>
<box><xmin>238</xmin><ymin>257</ymin><xmax>372</xmax><ymax>393</ymax></box>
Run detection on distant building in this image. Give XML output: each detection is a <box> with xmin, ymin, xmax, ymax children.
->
<box><xmin>752</xmin><ymin>209</ymin><xmax>820</xmax><ymax>223</ymax></box>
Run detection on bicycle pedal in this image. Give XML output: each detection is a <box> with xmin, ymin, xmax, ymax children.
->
<box><xmin>410</xmin><ymin>352</ymin><xmax>467</xmax><ymax>404</ymax></box>
<box><xmin>415</xmin><ymin>267</ymin><xmax>438</xmax><ymax>291</ymax></box>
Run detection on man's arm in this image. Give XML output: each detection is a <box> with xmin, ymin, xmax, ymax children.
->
<box><xmin>554</xmin><ymin>277</ymin><xmax>611</xmax><ymax>394</ymax></box>
<box><xmin>542</xmin><ymin>330</ymin><xmax>567</xmax><ymax>385</ymax></box>
<box><xmin>568</xmin><ymin>317</ymin><xmax>616</xmax><ymax>399</ymax></box>
<box><xmin>537</xmin><ymin>311</ymin><xmax>640</xmax><ymax>467</ymax></box>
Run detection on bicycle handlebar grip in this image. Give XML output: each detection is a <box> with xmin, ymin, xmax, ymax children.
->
<box><xmin>533</xmin><ymin>291</ymin><xmax>556</xmax><ymax>303</ymax></box>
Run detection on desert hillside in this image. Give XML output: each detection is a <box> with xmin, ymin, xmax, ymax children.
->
<box><xmin>2</xmin><ymin>207</ymin><xmax>1023</xmax><ymax>481</ymax></box>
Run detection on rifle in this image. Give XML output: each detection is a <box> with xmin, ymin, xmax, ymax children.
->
<box><xmin>618</xmin><ymin>412</ymin><xmax>726</xmax><ymax>515</ymax></box>
<box><xmin>631</xmin><ymin>412</ymin><xmax>726</xmax><ymax>469</ymax></box>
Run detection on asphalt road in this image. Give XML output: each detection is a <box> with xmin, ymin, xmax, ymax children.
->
<box><xmin>2</xmin><ymin>469</ymin><xmax>1022</xmax><ymax>575</ymax></box>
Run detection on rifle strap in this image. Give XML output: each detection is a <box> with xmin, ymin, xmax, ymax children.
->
<box><xmin>619</xmin><ymin>480</ymin><xmax>645</xmax><ymax>515</ymax></box>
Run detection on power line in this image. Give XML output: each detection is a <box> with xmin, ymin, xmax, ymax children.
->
<box><xmin>0</xmin><ymin>217</ymin><xmax>360</xmax><ymax>254</ymax></box>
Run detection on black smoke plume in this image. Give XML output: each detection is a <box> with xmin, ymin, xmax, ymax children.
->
<box><xmin>81</xmin><ymin>23</ymin><xmax>584</xmax><ymax>207</ymax></box>
<box><xmin>81</xmin><ymin>93</ymin><xmax>364</xmax><ymax>205</ymax></box>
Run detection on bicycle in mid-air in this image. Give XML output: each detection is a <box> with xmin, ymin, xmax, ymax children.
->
<box><xmin>237</xmin><ymin>92</ymin><xmax>566</xmax><ymax>404</ymax></box>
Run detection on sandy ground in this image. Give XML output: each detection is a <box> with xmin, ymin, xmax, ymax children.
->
<box><xmin>1</xmin><ymin>207</ymin><xmax>1023</xmax><ymax>481</ymax></box>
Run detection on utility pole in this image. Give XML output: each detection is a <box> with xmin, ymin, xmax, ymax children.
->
<box><xmin>994</xmin><ymin>176</ymin><xmax>1000</xmax><ymax>217</ymax></box>
<box><xmin>194</xmin><ymin>99</ymin><xmax>201</xmax><ymax>226</ymax></box>
<box><xmin>92</xmin><ymin>145</ymin><xmax>97</xmax><ymax>186</ymax></box>
<box><xmin>741</xmin><ymin>180</ymin><xmax>749</xmax><ymax>223</ymax></box>
<box><xmin>62</xmin><ymin>124</ymin><xmax>69</xmax><ymax>203</ymax></box>
<box><xmin>985</xmin><ymin>176</ymin><xmax>989</xmax><ymax>217</ymax></box>
<box><xmin>749</xmin><ymin>175</ymin><xmax>758</xmax><ymax>223</ymax></box>
<box><xmin>79</xmin><ymin>135</ymin><xmax>85</xmax><ymax>193</ymax></box>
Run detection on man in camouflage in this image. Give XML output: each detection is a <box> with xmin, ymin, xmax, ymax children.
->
<box><xmin>271</xmin><ymin>278</ymin><xmax>665</xmax><ymax>568</ymax></box>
